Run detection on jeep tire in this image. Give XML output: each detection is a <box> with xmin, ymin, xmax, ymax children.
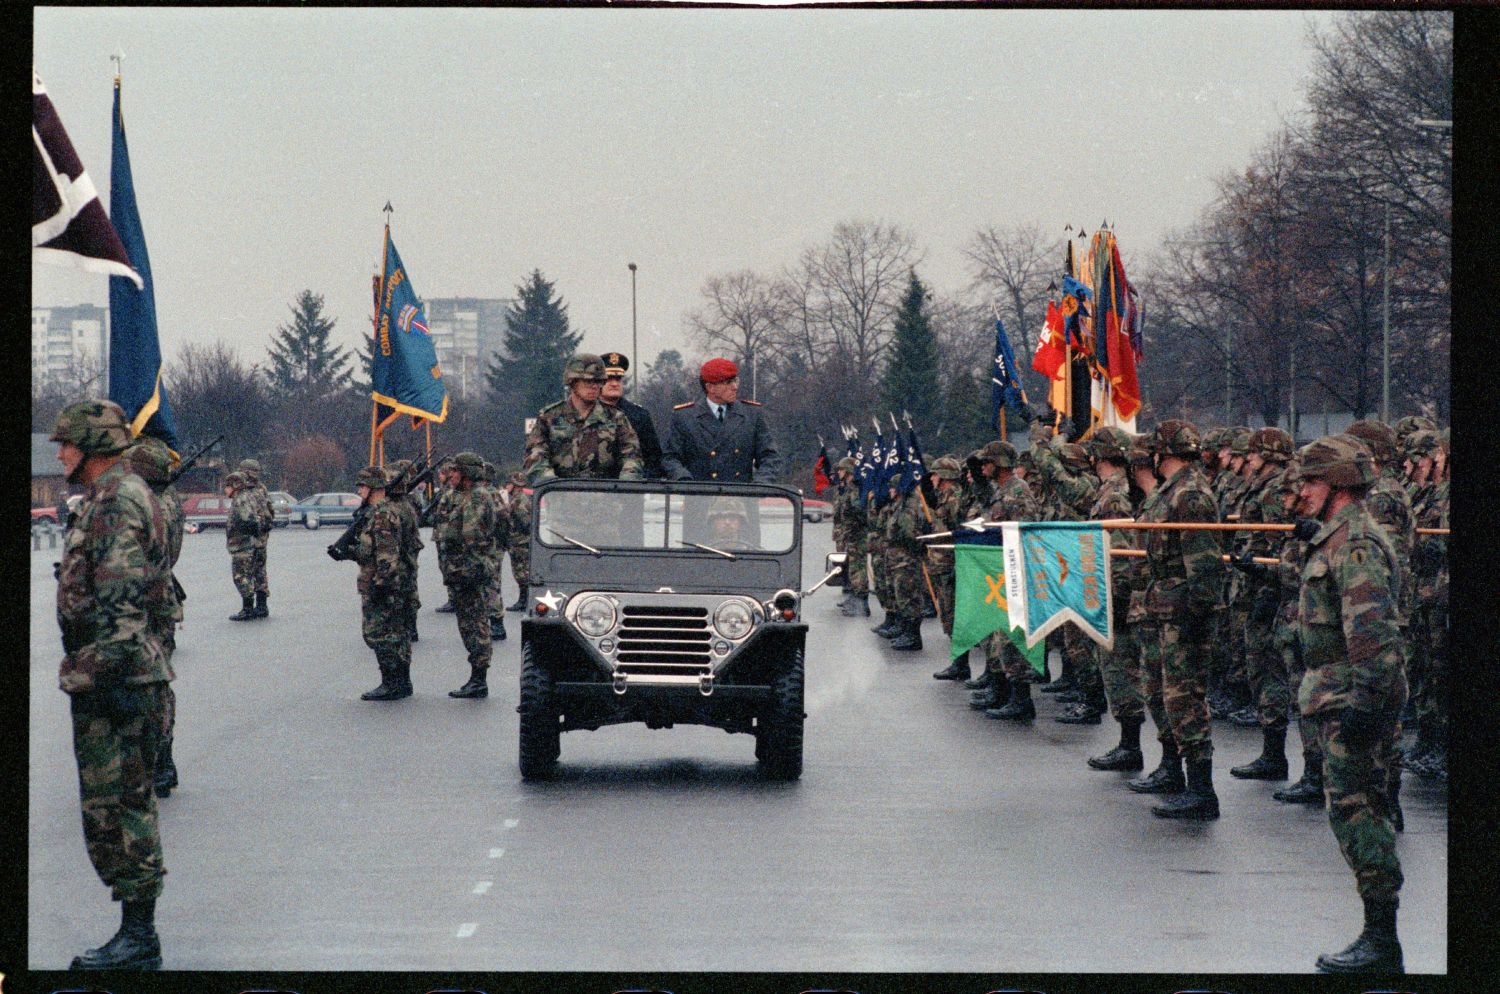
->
<box><xmin>518</xmin><ymin>639</ymin><xmax>561</xmax><ymax>780</ymax></box>
<box><xmin>758</xmin><ymin>648</ymin><xmax>804</xmax><ymax>781</ymax></box>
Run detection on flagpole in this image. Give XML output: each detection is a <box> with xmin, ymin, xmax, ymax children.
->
<box><xmin>370</xmin><ymin>212</ymin><xmax>392</xmax><ymax>467</ymax></box>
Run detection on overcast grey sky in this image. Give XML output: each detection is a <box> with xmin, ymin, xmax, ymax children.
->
<box><xmin>33</xmin><ymin>7</ymin><xmax>1334</xmax><ymax>371</ymax></box>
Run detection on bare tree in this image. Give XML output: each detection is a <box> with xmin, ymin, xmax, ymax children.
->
<box><xmin>963</xmin><ymin>221</ymin><xmax>1063</xmax><ymax>342</ymax></box>
<box><xmin>798</xmin><ymin>219</ymin><xmax>922</xmax><ymax>373</ymax></box>
<box><xmin>683</xmin><ymin>269</ymin><xmax>786</xmax><ymax>400</ymax></box>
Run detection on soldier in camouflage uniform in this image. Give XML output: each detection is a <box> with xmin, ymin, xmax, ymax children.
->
<box><xmin>831</xmin><ymin>457</ymin><xmax>871</xmax><ymax>617</ymax></box>
<box><xmin>224</xmin><ymin>473</ymin><xmax>264</xmax><ymax>621</ymax></box>
<box><xmin>437</xmin><ymin>452</ymin><xmax>498</xmax><ymax>699</ymax></box>
<box><xmin>346</xmin><ymin>466</ymin><xmax>414</xmax><ymax>701</ymax></box>
<box><xmin>927</xmin><ymin>456</ymin><xmax>966</xmax><ymax>676</ymax></box>
<box><xmin>479</xmin><ymin>460</ymin><xmax>509</xmax><ymax>641</ymax></box>
<box><xmin>1404</xmin><ymin>429</ymin><xmax>1447</xmax><ymax>780</ymax></box>
<box><xmin>1215</xmin><ymin>426</ymin><xmax>1256</xmax><ymax>721</ymax></box>
<box><xmin>1291</xmin><ymin>436</ymin><xmax>1407</xmax><ymax>974</ymax></box>
<box><xmin>977</xmin><ymin>442</ymin><xmax>1045</xmax><ymax>721</ymax></box>
<box><xmin>503</xmin><ymin>472</ymin><xmax>532</xmax><ymax>612</ymax></box>
<box><xmin>1271</xmin><ymin>458</ymin><xmax>1323</xmax><ymax>805</ymax></box>
<box><xmin>1141</xmin><ymin>420</ymin><xmax>1225</xmax><ymax>820</ymax></box>
<box><xmin>53</xmin><ymin>400</ymin><xmax>174</xmax><ymax>971</ymax></box>
<box><xmin>124</xmin><ymin>438</ymin><xmax>185</xmax><ymax>799</ymax></box>
<box><xmin>384</xmin><ymin>459</ymin><xmax>425</xmax><ymax>644</ymax></box>
<box><xmin>1041</xmin><ymin>438</ymin><xmax>1105</xmax><ymax>721</ymax></box>
<box><xmin>1393</xmin><ymin>415</ymin><xmax>1437</xmax><ymax>502</ymax></box>
<box><xmin>1081</xmin><ymin>428</ymin><xmax>1145</xmax><ymax>764</ymax></box>
<box><xmin>867</xmin><ymin>488</ymin><xmax>897</xmax><ymax>636</ymax></box>
<box><xmin>236</xmin><ymin>459</ymin><xmax>273</xmax><ymax>618</ymax></box>
<box><xmin>523</xmin><ymin>354</ymin><xmax>644</xmax><ymax>485</ymax></box>
<box><xmin>957</xmin><ymin>450</ymin><xmax>998</xmax><ymax>692</ymax></box>
<box><xmin>880</xmin><ymin>475</ymin><xmax>929</xmax><ymax>651</ymax></box>
<box><xmin>1121</xmin><ymin>438</ymin><xmax>1180</xmax><ymax>784</ymax></box>
<box><xmin>430</xmin><ymin>460</ymin><xmax>459</xmax><ymax>613</ymax></box>
<box><xmin>1226</xmin><ymin>427</ymin><xmax>1297</xmax><ymax>780</ymax></box>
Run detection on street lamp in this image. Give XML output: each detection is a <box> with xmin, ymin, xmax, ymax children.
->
<box><xmin>627</xmin><ymin>262</ymin><xmax>638</xmax><ymax>390</ymax></box>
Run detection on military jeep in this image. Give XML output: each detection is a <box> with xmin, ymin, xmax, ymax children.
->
<box><xmin>517</xmin><ymin>479</ymin><xmax>808</xmax><ymax>781</ymax></box>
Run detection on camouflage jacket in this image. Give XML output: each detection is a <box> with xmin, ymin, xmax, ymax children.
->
<box><xmin>1088</xmin><ymin>473</ymin><xmax>1135</xmax><ymax>614</ymax></box>
<box><xmin>987</xmin><ymin>474</ymin><xmax>1038</xmax><ymax>524</ymax></box>
<box><xmin>1034</xmin><ymin>437</ymin><xmax>1098</xmax><ymax>520</ymax></box>
<box><xmin>434</xmin><ymin>485</ymin><xmax>497</xmax><ymax>587</ymax></box>
<box><xmin>507</xmin><ymin>488</ymin><xmax>532</xmax><ymax>551</ymax></box>
<box><xmin>1296</xmin><ymin>501</ymin><xmax>1405</xmax><ymax>719</ymax></box>
<box><xmin>1364</xmin><ymin>469</ymin><xmax>1415</xmax><ymax>623</ymax></box>
<box><xmin>429</xmin><ymin>487</ymin><xmax>457</xmax><ymax>570</ymax></box>
<box><xmin>1143</xmin><ymin>463</ymin><xmax>1222</xmax><ymax>620</ymax></box>
<box><xmin>354</xmin><ymin>497</ymin><xmax>406</xmax><ymax>596</ymax></box>
<box><xmin>832</xmin><ymin>481</ymin><xmax>865</xmax><ymax>548</ymax></box>
<box><xmin>1125</xmin><ymin>484</ymin><xmax>1164</xmax><ymax>624</ymax></box>
<box><xmin>249</xmin><ymin>483</ymin><xmax>274</xmax><ymax>548</ymax></box>
<box><xmin>158</xmin><ymin>484</ymin><xmax>184</xmax><ymax>567</ymax></box>
<box><xmin>522</xmin><ymin>399</ymin><xmax>644</xmax><ymax>485</ymax></box>
<box><xmin>478</xmin><ymin>483</ymin><xmax>510</xmax><ymax>558</ymax></box>
<box><xmin>392</xmin><ymin>493</ymin><xmax>424</xmax><ymax>589</ymax></box>
<box><xmin>56</xmin><ymin>461</ymin><xmax>175</xmax><ymax>693</ymax></box>
<box><xmin>226</xmin><ymin>488</ymin><xmax>264</xmax><ymax>554</ymax></box>
<box><xmin>960</xmin><ymin>477</ymin><xmax>993</xmax><ymax>523</ymax></box>
<box><xmin>883</xmin><ymin>489</ymin><xmax>927</xmax><ymax>557</ymax></box>
<box><xmin>926</xmin><ymin>483</ymin><xmax>962</xmax><ymax>574</ymax></box>
<box><xmin>1411</xmin><ymin>478</ymin><xmax>1447</xmax><ymax>594</ymax></box>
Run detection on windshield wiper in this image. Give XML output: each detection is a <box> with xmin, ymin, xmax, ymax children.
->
<box><xmin>547</xmin><ymin>528</ymin><xmax>601</xmax><ymax>556</ymax></box>
<box><xmin>680</xmin><ymin>540</ymin><xmax>737</xmax><ymax>560</ymax></box>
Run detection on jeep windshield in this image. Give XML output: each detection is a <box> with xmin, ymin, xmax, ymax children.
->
<box><xmin>536</xmin><ymin>486</ymin><xmax>798</xmax><ymax>555</ymax></box>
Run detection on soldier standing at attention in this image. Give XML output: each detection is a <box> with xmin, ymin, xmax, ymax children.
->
<box><xmin>478</xmin><ymin>460</ymin><xmax>509</xmax><ymax>641</ymax></box>
<box><xmin>224</xmin><ymin>472</ymin><xmax>262</xmax><ymax>621</ymax></box>
<box><xmin>880</xmin><ymin>474</ymin><xmax>927</xmax><ymax>651</ymax></box>
<box><xmin>348</xmin><ymin>466</ymin><xmax>413</xmax><ymax>701</ymax></box>
<box><xmin>523</xmin><ymin>354</ymin><xmax>644</xmax><ymax>485</ymax></box>
<box><xmin>53</xmin><ymin>400</ymin><xmax>174</xmax><ymax>971</ymax></box>
<box><xmin>831</xmin><ymin>457</ymin><xmax>870</xmax><ymax>618</ymax></box>
<box><xmin>430</xmin><ymin>459</ymin><xmax>459</xmax><ymax>614</ymax></box>
<box><xmin>383</xmin><ymin>459</ymin><xmax>425</xmax><ymax>645</ymax></box>
<box><xmin>503</xmin><ymin>472</ymin><xmax>532</xmax><ymax>612</ymax></box>
<box><xmin>661</xmin><ymin>357</ymin><xmax>780</xmax><ymax>484</ymax></box>
<box><xmin>438</xmin><ymin>452</ymin><xmax>498</xmax><ymax>699</ymax></box>
<box><xmin>977</xmin><ymin>442</ymin><xmax>1043</xmax><ymax>721</ymax></box>
<box><xmin>1143</xmin><ymin>420</ymin><xmax>1225</xmax><ymax>820</ymax></box>
<box><xmin>1292</xmin><ymin>437</ymin><xmax>1407</xmax><ymax>974</ymax></box>
<box><xmin>599</xmin><ymin>351</ymin><xmax>665</xmax><ymax>478</ymax></box>
<box><xmin>123</xmin><ymin>438</ymin><xmax>185</xmax><ymax>799</ymax></box>
<box><xmin>926</xmin><ymin>456</ymin><xmax>967</xmax><ymax>676</ymax></box>
<box><xmin>236</xmin><ymin>459</ymin><xmax>274</xmax><ymax>618</ymax></box>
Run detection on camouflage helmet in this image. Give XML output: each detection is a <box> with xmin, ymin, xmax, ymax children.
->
<box><xmin>1249</xmin><ymin>426</ymin><xmax>1294</xmax><ymax>461</ymax></box>
<box><xmin>355</xmin><ymin>465</ymin><xmax>391</xmax><ymax>489</ymax></box>
<box><xmin>223</xmin><ymin>471</ymin><xmax>246</xmax><ymax>490</ymax></box>
<box><xmin>978</xmin><ymin>440</ymin><xmax>1019</xmax><ymax>469</ymax></box>
<box><xmin>1126</xmin><ymin>446</ymin><xmax>1156</xmax><ymax>470</ymax></box>
<box><xmin>930</xmin><ymin>455</ymin><xmax>963</xmax><ymax>480</ymax></box>
<box><xmin>1058</xmin><ymin>442</ymin><xmax>1091</xmax><ymax>471</ymax></box>
<box><xmin>1154</xmin><ymin>419</ymin><xmax>1202</xmax><ymax>458</ymax></box>
<box><xmin>836</xmin><ymin>456</ymin><xmax>858</xmax><ymax>474</ymax></box>
<box><xmin>1227</xmin><ymin>426</ymin><xmax>1252</xmax><ymax>455</ymax></box>
<box><xmin>1016</xmin><ymin>448</ymin><xmax>1035</xmax><ymax>470</ymax></box>
<box><xmin>50</xmin><ymin>399</ymin><xmax>133</xmax><ymax>455</ymax></box>
<box><xmin>563</xmin><ymin>353</ymin><xmax>607</xmax><ymax>385</ymax></box>
<box><xmin>1404</xmin><ymin>428</ymin><xmax>1441</xmax><ymax>459</ymax></box>
<box><xmin>1344</xmin><ymin>419</ymin><xmax>1398</xmax><ymax>465</ymax></box>
<box><xmin>123</xmin><ymin>436</ymin><xmax>175</xmax><ymax>486</ymax></box>
<box><xmin>507</xmin><ymin>471</ymin><xmax>527</xmax><ymax>488</ymax></box>
<box><xmin>237</xmin><ymin>458</ymin><xmax>262</xmax><ymax>481</ymax></box>
<box><xmin>1297</xmin><ymin>435</ymin><xmax>1376</xmax><ymax>489</ymax></box>
<box><xmin>707</xmin><ymin>496</ymin><xmax>749</xmax><ymax>521</ymax></box>
<box><xmin>1132</xmin><ymin>431</ymin><xmax>1159</xmax><ymax>456</ymax></box>
<box><xmin>1393</xmin><ymin>415</ymin><xmax>1437</xmax><ymax>443</ymax></box>
<box><xmin>385</xmin><ymin>459</ymin><xmax>413</xmax><ymax>493</ymax></box>
<box><xmin>1202</xmin><ymin>428</ymin><xmax>1227</xmax><ymax>452</ymax></box>
<box><xmin>451</xmin><ymin>451</ymin><xmax>486</xmax><ymax>478</ymax></box>
<box><xmin>481</xmin><ymin>460</ymin><xmax>498</xmax><ymax>484</ymax></box>
<box><xmin>1086</xmin><ymin>426</ymin><xmax>1133</xmax><ymax>464</ymax></box>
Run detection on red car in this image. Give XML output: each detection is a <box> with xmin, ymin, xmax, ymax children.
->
<box><xmin>179</xmin><ymin>493</ymin><xmax>232</xmax><ymax>533</ymax></box>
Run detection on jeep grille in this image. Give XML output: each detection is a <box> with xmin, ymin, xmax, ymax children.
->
<box><xmin>616</xmin><ymin>604</ymin><xmax>712</xmax><ymax>675</ymax></box>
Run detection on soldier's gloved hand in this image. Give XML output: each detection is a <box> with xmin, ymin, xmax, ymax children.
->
<box><xmin>1230</xmin><ymin>549</ymin><xmax>1262</xmax><ymax>575</ymax></box>
<box><xmin>1251</xmin><ymin>586</ymin><xmax>1279</xmax><ymax>625</ymax></box>
<box><xmin>325</xmin><ymin>544</ymin><xmax>346</xmax><ymax>562</ymax></box>
<box><xmin>1293</xmin><ymin>517</ymin><xmax>1321</xmax><ymax>542</ymax></box>
<box><xmin>1013</xmin><ymin>405</ymin><xmax>1034</xmax><ymax>427</ymax></box>
<box><xmin>1416</xmin><ymin>540</ymin><xmax>1445</xmax><ymax>574</ymax></box>
<box><xmin>52</xmin><ymin>561</ymin><xmax>61</xmax><ymax>581</ymax></box>
<box><xmin>1339</xmin><ymin>707</ymin><xmax>1382</xmax><ymax>749</ymax></box>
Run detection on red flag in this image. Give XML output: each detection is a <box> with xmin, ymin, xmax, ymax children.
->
<box><xmin>812</xmin><ymin>449</ymin><xmax>832</xmax><ymax>496</ymax></box>
<box><xmin>1032</xmin><ymin>300</ymin><xmax>1067</xmax><ymax>380</ymax></box>
<box><xmin>1102</xmin><ymin>243</ymin><xmax>1142</xmax><ymax>420</ymax></box>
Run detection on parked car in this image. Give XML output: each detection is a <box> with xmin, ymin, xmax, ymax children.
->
<box><xmin>180</xmin><ymin>493</ymin><xmax>231</xmax><ymax>533</ymax></box>
<box><xmin>801</xmin><ymin>498</ymin><xmax>832</xmax><ymax>523</ymax></box>
<box><xmin>30</xmin><ymin>507</ymin><xmax>60</xmax><ymax>525</ymax></box>
<box><xmin>289</xmin><ymin>492</ymin><xmax>362</xmax><ymax>529</ymax></box>
<box><xmin>267</xmin><ymin>491</ymin><xmax>296</xmax><ymax>528</ymax></box>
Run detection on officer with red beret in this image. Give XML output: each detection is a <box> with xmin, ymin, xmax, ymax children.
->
<box><xmin>661</xmin><ymin>356</ymin><xmax>781</xmax><ymax>485</ymax></box>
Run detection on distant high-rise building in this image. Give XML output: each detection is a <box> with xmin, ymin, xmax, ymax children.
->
<box><xmin>33</xmin><ymin>304</ymin><xmax>109</xmax><ymax>393</ymax></box>
<box><xmin>421</xmin><ymin>297</ymin><xmax>510</xmax><ymax>399</ymax></box>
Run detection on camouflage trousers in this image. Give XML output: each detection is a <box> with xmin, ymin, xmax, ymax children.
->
<box><xmin>1223</xmin><ymin>600</ymin><xmax>1250</xmax><ymax>696</ymax></box>
<box><xmin>1097</xmin><ymin>617</ymin><xmax>1143</xmax><ymax>722</ymax></box>
<box><xmin>886</xmin><ymin>548</ymin><xmax>926</xmax><ymax>618</ymax></box>
<box><xmin>869</xmin><ymin>534</ymin><xmax>892</xmax><ymax>609</ymax></box>
<box><xmin>230</xmin><ymin>550</ymin><xmax>257</xmax><ymax>600</ymax></box>
<box><xmin>1160</xmin><ymin>618</ymin><xmax>1213</xmax><ymax>762</ymax></box>
<box><xmin>1409</xmin><ymin>607</ymin><xmax>1448</xmax><ymax>741</ymax></box>
<box><xmin>845</xmin><ymin>532</ymin><xmax>870</xmax><ymax>596</ymax></box>
<box><xmin>1280</xmin><ymin>605</ymin><xmax>1320</xmax><ymax>771</ymax></box>
<box><xmin>70</xmin><ymin>683</ymin><xmax>169</xmax><ymax>902</ymax></box>
<box><xmin>251</xmin><ymin>537</ymin><xmax>268</xmax><ymax>595</ymax></box>
<box><xmin>509</xmin><ymin>541</ymin><xmax>530</xmax><ymax>590</ymax></box>
<box><xmin>403</xmin><ymin>581</ymin><xmax>421</xmax><ymax>637</ymax></box>
<box><xmin>930</xmin><ymin>566</ymin><xmax>955</xmax><ymax>637</ymax></box>
<box><xmin>486</xmin><ymin>553</ymin><xmax>506</xmax><ymax>617</ymax></box>
<box><xmin>448</xmin><ymin>581</ymin><xmax>492</xmax><ymax>671</ymax></box>
<box><xmin>362</xmin><ymin>588</ymin><xmax>411</xmax><ymax>663</ymax></box>
<box><xmin>1065</xmin><ymin>625</ymin><xmax>1100</xmax><ymax>698</ymax></box>
<box><xmin>1244</xmin><ymin>590</ymin><xmax>1290</xmax><ymax>732</ymax></box>
<box><xmin>1315</xmin><ymin>711</ymin><xmax>1405</xmax><ymax>904</ymax></box>
<box><xmin>1134</xmin><ymin>620</ymin><xmax>1173</xmax><ymax>747</ymax></box>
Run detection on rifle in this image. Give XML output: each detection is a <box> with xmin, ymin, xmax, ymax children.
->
<box><xmin>167</xmin><ymin>434</ymin><xmax>225</xmax><ymax>486</ymax></box>
<box><xmin>326</xmin><ymin>451</ymin><xmax>448</xmax><ymax>562</ymax></box>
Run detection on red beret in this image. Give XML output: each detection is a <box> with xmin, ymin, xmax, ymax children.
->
<box><xmin>700</xmin><ymin>357</ymin><xmax>739</xmax><ymax>384</ymax></box>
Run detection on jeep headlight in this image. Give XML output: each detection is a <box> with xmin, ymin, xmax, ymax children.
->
<box><xmin>713</xmin><ymin>599</ymin><xmax>754</xmax><ymax>640</ymax></box>
<box><xmin>574</xmin><ymin>595</ymin><xmax>617</xmax><ymax>638</ymax></box>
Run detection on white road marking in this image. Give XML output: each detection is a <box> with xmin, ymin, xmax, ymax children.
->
<box><xmin>503</xmin><ymin>818</ymin><xmax>519</xmax><ymax>829</ymax></box>
<box><xmin>489</xmin><ymin>847</ymin><xmax>505</xmax><ymax>859</ymax></box>
<box><xmin>456</xmin><ymin>923</ymin><xmax>477</xmax><ymax>938</ymax></box>
<box><xmin>473</xmin><ymin>881</ymin><xmax>493</xmax><ymax>894</ymax></box>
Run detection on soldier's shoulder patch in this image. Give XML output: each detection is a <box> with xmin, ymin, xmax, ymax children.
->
<box><xmin>740</xmin><ymin>398</ymin><xmax>763</xmax><ymax>406</ymax></box>
<box><xmin>673</xmin><ymin>401</ymin><xmax>695</xmax><ymax>410</ymax></box>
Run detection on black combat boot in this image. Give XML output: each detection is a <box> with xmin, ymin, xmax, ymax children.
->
<box><xmin>933</xmin><ymin>650</ymin><xmax>970</xmax><ymax>681</ymax></box>
<box><xmin>490</xmin><ymin>616</ymin><xmax>507</xmax><ymax>641</ymax></box>
<box><xmin>1039</xmin><ymin>656</ymin><xmax>1074</xmax><ymax>694</ymax></box>
<box><xmin>1229</xmin><ymin>703</ymin><xmax>1261</xmax><ymax>727</ymax></box>
<box><xmin>986</xmin><ymin>680</ymin><xmax>1035</xmax><ymax>721</ymax></box>
<box><xmin>1273</xmin><ymin>760</ymin><xmax>1324</xmax><ymax>804</ymax></box>
<box><xmin>436</xmin><ymin>599</ymin><xmax>456</xmax><ymax>613</ymax></box>
<box><xmin>968</xmin><ymin>672</ymin><xmax>1008</xmax><ymax>709</ymax></box>
<box><xmin>1231</xmin><ymin>727</ymin><xmax>1290</xmax><ymax>780</ymax></box>
<box><xmin>1055</xmin><ymin>700</ymin><xmax>1103</xmax><ymax>725</ymax></box>
<box><xmin>1128</xmin><ymin>741</ymin><xmax>1185</xmax><ymax>794</ymax></box>
<box><xmin>1089</xmin><ymin>717</ymin><xmax>1145</xmax><ymax>771</ymax></box>
<box><xmin>360</xmin><ymin>657</ymin><xmax>403</xmax><ymax>701</ymax></box>
<box><xmin>253</xmin><ymin>592</ymin><xmax>269</xmax><ymax>618</ymax></box>
<box><xmin>228</xmin><ymin>595</ymin><xmax>256</xmax><ymax>621</ymax></box>
<box><xmin>964</xmin><ymin>668</ymin><xmax>994</xmax><ymax>690</ymax></box>
<box><xmin>889</xmin><ymin>616</ymin><xmax>923</xmax><ymax>651</ymax></box>
<box><xmin>394</xmin><ymin>657</ymin><xmax>414</xmax><ymax>699</ymax></box>
<box><xmin>70</xmin><ymin>897</ymin><xmax>161</xmax><ymax>971</ymax></box>
<box><xmin>408</xmin><ymin>606</ymin><xmax>419</xmax><ymax>643</ymax></box>
<box><xmin>449</xmin><ymin>666</ymin><xmax>489</xmax><ymax>699</ymax></box>
<box><xmin>153</xmin><ymin>737</ymin><xmax>178</xmax><ymax>798</ymax></box>
<box><xmin>871</xmin><ymin>611</ymin><xmax>900</xmax><ymax>638</ymax></box>
<box><xmin>1152</xmin><ymin>756</ymin><xmax>1220</xmax><ymax>820</ymax></box>
<box><xmin>840</xmin><ymin>592</ymin><xmax>871</xmax><ymax>617</ymax></box>
<box><xmin>1316</xmin><ymin>898</ymin><xmax>1404</xmax><ymax>974</ymax></box>
<box><xmin>507</xmin><ymin>594</ymin><xmax>527</xmax><ymax>612</ymax></box>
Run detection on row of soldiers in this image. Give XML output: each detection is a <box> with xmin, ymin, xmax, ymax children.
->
<box><xmin>830</xmin><ymin>412</ymin><xmax>1448</xmax><ymax>974</ymax></box>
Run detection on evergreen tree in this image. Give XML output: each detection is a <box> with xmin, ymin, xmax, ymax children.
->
<box><xmin>265</xmin><ymin>290</ymin><xmax>353</xmax><ymax>401</ymax></box>
<box><xmin>879</xmin><ymin>271</ymin><xmax>942</xmax><ymax>434</ymax></box>
<box><xmin>485</xmin><ymin>270</ymin><xmax>584</xmax><ymax>416</ymax></box>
